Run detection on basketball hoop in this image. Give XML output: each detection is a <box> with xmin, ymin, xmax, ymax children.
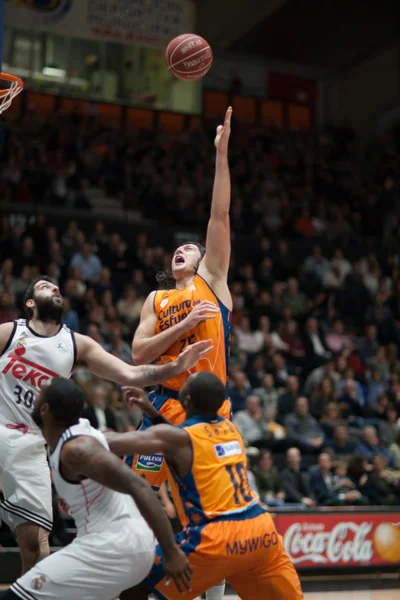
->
<box><xmin>0</xmin><ymin>73</ymin><xmax>24</xmax><ymax>114</ymax></box>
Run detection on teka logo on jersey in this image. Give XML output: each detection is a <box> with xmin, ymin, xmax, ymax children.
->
<box><xmin>2</xmin><ymin>348</ymin><xmax>58</xmax><ymax>390</ymax></box>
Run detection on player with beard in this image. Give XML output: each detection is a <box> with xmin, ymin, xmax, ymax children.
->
<box><xmin>0</xmin><ymin>276</ymin><xmax>212</xmax><ymax>575</ymax></box>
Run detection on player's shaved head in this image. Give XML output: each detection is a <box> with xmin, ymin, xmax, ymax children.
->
<box><xmin>32</xmin><ymin>377</ymin><xmax>85</xmax><ymax>429</ymax></box>
<box><xmin>180</xmin><ymin>371</ymin><xmax>225</xmax><ymax>415</ymax></box>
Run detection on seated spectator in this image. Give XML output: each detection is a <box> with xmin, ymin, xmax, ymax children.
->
<box><xmin>324</xmin><ymin>424</ymin><xmax>357</xmax><ymax>457</ymax></box>
<box><xmin>284</xmin><ymin>396</ymin><xmax>325</xmax><ymax>452</ymax></box>
<box><xmin>117</xmin><ymin>285</ymin><xmax>144</xmax><ymax>326</ymax></box>
<box><xmin>310</xmin><ymin>377</ymin><xmax>337</xmax><ymax>420</ymax></box>
<box><xmin>320</xmin><ymin>402</ymin><xmax>346</xmax><ymax>438</ymax></box>
<box><xmin>337</xmin><ymin>378</ymin><xmax>364</xmax><ymax>420</ymax></box>
<box><xmin>228</xmin><ymin>370</ymin><xmax>252</xmax><ymax>413</ymax></box>
<box><xmin>94</xmin><ymin>268</ymin><xmax>115</xmax><ymax>298</ymax></box>
<box><xmin>278</xmin><ymin>375</ymin><xmax>300</xmax><ymax>420</ymax></box>
<box><xmin>389</xmin><ymin>431</ymin><xmax>400</xmax><ymax>470</ymax></box>
<box><xmin>83</xmin><ymin>385</ymin><xmax>117</xmax><ymax>432</ymax></box>
<box><xmin>280</xmin><ymin>447</ymin><xmax>316</xmax><ymax>507</ymax></box>
<box><xmin>109</xmin><ymin>324</ymin><xmax>132</xmax><ymax>364</ymax></box>
<box><xmin>246</xmin><ymin>456</ymin><xmax>260</xmax><ymax>497</ymax></box>
<box><xmin>366</xmin><ymin>368</ymin><xmax>389</xmax><ymax>407</ymax></box>
<box><xmin>270</xmin><ymin>352</ymin><xmax>291</xmax><ymax>387</ymax></box>
<box><xmin>253</xmin><ymin>373</ymin><xmax>279</xmax><ymax>417</ymax></box>
<box><xmin>323</xmin><ymin>259</ymin><xmax>345</xmax><ymax>291</ymax></box>
<box><xmin>379</xmin><ymin>406</ymin><xmax>399</xmax><ymax>447</ymax></box>
<box><xmin>325</xmin><ymin>319</ymin><xmax>349</xmax><ymax>354</ymax></box>
<box><xmin>253</xmin><ymin>450</ymin><xmax>287</xmax><ymax>506</ymax></box>
<box><xmin>233</xmin><ymin>395</ymin><xmax>285</xmax><ymax>446</ymax></box>
<box><xmin>234</xmin><ymin>316</ymin><xmax>264</xmax><ymax>354</ymax></box>
<box><xmin>357</xmin><ymin>324</ymin><xmax>379</xmax><ymax>366</ymax></box>
<box><xmin>303</xmin><ymin>317</ymin><xmax>331</xmax><ymax>369</ymax></box>
<box><xmin>363</xmin><ymin>455</ymin><xmax>400</xmax><ymax>505</ymax></box>
<box><xmin>355</xmin><ymin>426</ymin><xmax>394</xmax><ymax>466</ymax></box>
<box><xmin>303</xmin><ymin>245</ymin><xmax>331</xmax><ymax>283</ymax></box>
<box><xmin>304</xmin><ymin>359</ymin><xmax>339</xmax><ymax>397</ymax></box>
<box><xmin>246</xmin><ymin>354</ymin><xmax>267</xmax><ymax>389</ymax></box>
<box><xmin>347</xmin><ymin>454</ymin><xmax>370</xmax><ymax>497</ymax></box>
<box><xmin>368</xmin><ymin>346</ymin><xmax>391</xmax><ymax>378</ymax></box>
<box><xmin>62</xmin><ymin>296</ymin><xmax>80</xmax><ymax>332</ymax></box>
<box><xmin>70</xmin><ymin>242</ymin><xmax>102</xmax><ymax>283</ymax></box>
<box><xmin>310</xmin><ymin>452</ymin><xmax>364</xmax><ymax>506</ymax></box>
<box><xmin>281</xmin><ymin>319</ymin><xmax>306</xmax><ymax>365</ymax></box>
<box><xmin>281</xmin><ymin>278</ymin><xmax>308</xmax><ymax>318</ymax></box>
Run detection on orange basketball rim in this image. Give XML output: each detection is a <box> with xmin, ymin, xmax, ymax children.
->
<box><xmin>0</xmin><ymin>72</ymin><xmax>24</xmax><ymax>114</ymax></box>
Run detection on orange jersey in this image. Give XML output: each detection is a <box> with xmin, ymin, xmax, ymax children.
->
<box><xmin>153</xmin><ymin>274</ymin><xmax>231</xmax><ymax>391</ymax></box>
<box><xmin>169</xmin><ymin>414</ymin><xmax>258</xmax><ymax>527</ymax></box>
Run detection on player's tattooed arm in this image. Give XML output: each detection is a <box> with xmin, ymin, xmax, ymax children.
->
<box><xmin>75</xmin><ymin>332</ymin><xmax>212</xmax><ymax>387</ymax></box>
<box><xmin>61</xmin><ymin>436</ymin><xmax>192</xmax><ymax>591</ymax></box>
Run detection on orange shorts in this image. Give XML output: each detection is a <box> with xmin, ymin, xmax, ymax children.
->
<box><xmin>145</xmin><ymin>505</ymin><xmax>303</xmax><ymax>600</ymax></box>
<box><xmin>125</xmin><ymin>387</ymin><xmax>232</xmax><ymax>491</ymax></box>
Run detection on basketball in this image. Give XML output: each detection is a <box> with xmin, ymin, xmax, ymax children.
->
<box><xmin>165</xmin><ymin>34</ymin><xmax>213</xmax><ymax>81</ymax></box>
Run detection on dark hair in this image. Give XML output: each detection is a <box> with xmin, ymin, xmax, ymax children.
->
<box><xmin>156</xmin><ymin>242</ymin><xmax>206</xmax><ymax>290</ymax></box>
<box><xmin>43</xmin><ymin>377</ymin><xmax>85</xmax><ymax>427</ymax></box>
<box><xmin>23</xmin><ymin>276</ymin><xmax>53</xmax><ymax>319</ymax></box>
<box><xmin>187</xmin><ymin>371</ymin><xmax>225</xmax><ymax>414</ymax></box>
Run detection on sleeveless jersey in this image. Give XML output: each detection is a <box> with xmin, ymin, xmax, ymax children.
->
<box><xmin>154</xmin><ymin>274</ymin><xmax>231</xmax><ymax>391</ymax></box>
<box><xmin>50</xmin><ymin>419</ymin><xmax>146</xmax><ymax>537</ymax></box>
<box><xmin>169</xmin><ymin>415</ymin><xmax>258</xmax><ymax>527</ymax></box>
<box><xmin>0</xmin><ymin>319</ymin><xmax>76</xmax><ymax>431</ymax></box>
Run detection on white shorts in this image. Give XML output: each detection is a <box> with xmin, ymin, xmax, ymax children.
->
<box><xmin>11</xmin><ymin>518</ymin><xmax>156</xmax><ymax>600</ymax></box>
<box><xmin>0</xmin><ymin>424</ymin><xmax>52</xmax><ymax>531</ymax></box>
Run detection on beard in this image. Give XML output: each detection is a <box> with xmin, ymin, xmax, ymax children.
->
<box><xmin>31</xmin><ymin>404</ymin><xmax>43</xmax><ymax>428</ymax></box>
<box><xmin>34</xmin><ymin>295</ymin><xmax>64</xmax><ymax>324</ymax></box>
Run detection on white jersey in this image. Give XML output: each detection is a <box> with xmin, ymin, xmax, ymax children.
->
<box><xmin>0</xmin><ymin>319</ymin><xmax>76</xmax><ymax>431</ymax></box>
<box><xmin>50</xmin><ymin>419</ymin><xmax>145</xmax><ymax>537</ymax></box>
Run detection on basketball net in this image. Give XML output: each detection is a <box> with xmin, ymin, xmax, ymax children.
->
<box><xmin>0</xmin><ymin>73</ymin><xmax>24</xmax><ymax>114</ymax></box>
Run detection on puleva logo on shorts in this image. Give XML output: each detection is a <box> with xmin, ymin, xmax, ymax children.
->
<box><xmin>18</xmin><ymin>0</ymin><xmax>72</xmax><ymax>24</ymax></box>
<box><xmin>214</xmin><ymin>441</ymin><xmax>242</xmax><ymax>459</ymax></box>
<box><xmin>136</xmin><ymin>454</ymin><xmax>164</xmax><ymax>472</ymax></box>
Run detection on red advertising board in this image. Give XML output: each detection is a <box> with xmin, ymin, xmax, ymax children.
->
<box><xmin>274</xmin><ymin>512</ymin><xmax>400</xmax><ymax>568</ymax></box>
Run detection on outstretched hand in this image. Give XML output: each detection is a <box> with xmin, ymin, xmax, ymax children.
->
<box><xmin>214</xmin><ymin>106</ymin><xmax>232</xmax><ymax>154</ymax></box>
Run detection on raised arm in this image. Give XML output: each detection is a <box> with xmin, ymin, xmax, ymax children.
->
<box><xmin>62</xmin><ymin>436</ymin><xmax>191</xmax><ymax>592</ymax></box>
<box><xmin>75</xmin><ymin>332</ymin><xmax>212</xmax><ymax>388</ymax></box>
<box><xmin>198</xmin><ymin>107</ymin><xmax>232</xmax><ymax>285</ymax></box>
<box><xmin>132</xmin><ymin>291</ymin><xmax>219</xmax><ymax>365</ymax></box>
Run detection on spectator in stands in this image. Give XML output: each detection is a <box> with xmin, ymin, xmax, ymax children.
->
<box><xmin>379</xmin><ymin>406</ymin><xmax>399</xmax><ymax>447</ymax></box>
<box><xmin>325</xmin><ymin>319</ymin><xmax>349</xmax><ymax>354</ymax></box>
<box><xmin>363</xmin><ymin>455</ymin><xmax>400</xmax><ymax>505</ymax></box>
<box><xmin>310</xmin><ymin>377</ymin><xmax>337</xmax><ymax>420</ymax></box>
<box><xmin>233</xmin><ymin>395</ymin><xmax>285</xmax><ymax>446</ymax></box>
<box><xmin>62</xmin><ymin>296</ymin><xmax>80</xmax><ymax>333</ymax></box>
<box><xmin>253</xmin><ymin>373</ymin><xmax>279</xmax><ymax>417</ymax></box>
<box><xmin>389</xmin><ymin>431</ymin><xmax>400</xmax><ymax>470</ymax></box>
<box><xmin>228</xmin><ymin>370</ymin><xmax>252</xmax><ymax>413</ymax></box>
<box><xmin>70</xmin><ymin>242</ymin><xmax>102</xmax><ymax>283</ymax></box>
<box><xmin>303</xmin><ymin>245</ymin><xmax>330</xmax><ymax>282</ymax></box>
<box><xmin>324</xmin><ymin>424</ymin><xmax>357</xmax><ymax>457</ymax></box>
<box><xmin>304</xmin><ymin>359</ymin><xmax>340</xmax><ymax>396</ymax></box>
<box><xmin>366</xmin><ymin>368</ymin><xmax>389</xmax><ymax>407</ymax></box>
<box><xmin>234</xmin><ymin>316</ymin><xmax>264</xmax><ymax>354</ymax></box>
<box><xmin>337</xmin><ymin>377</ymin><xmax>364</xmax><ymax>420</ymax></box>
<box><xmin>355</xmin><ymin>426</ymin><xmax>394</xmax><ymax>466</ymax></box>
<box><xmin>281</xmin><ymin>278</ymin><xmax>308</xmax><ymax>318</ymax></box>
<box><xmin>117</xmin><ymin>285</ymin><xmax>144</xmax><ymax>327</ymax></box>
<box><xmin>284</xmin><ymin>396</ymin><xmax>325</xmax><ymax>452</ymax></box>
<box><xmin>278</xmin><ymin>375</ymin><xmax>300</xmax><ymax>420</ymax></box>
<box><xmin>109</xmin><ymin>324</ymin><xmax>132</xmax><ymax>364</ymax></box>
<box><xmin>252</xmin><ymin>450</ymin><xmax>286</xmax><ymax>507</ymax></box>
<box><xmin>358</xmin><ymin>324</ymin><xmax>379</xmax><ymax>366</ymax></box>
<box><xmin>303</xmin><ymin>317</ymin><xmax>331</xmax><ymax>369</ymax></box>
<box><xmin>82</xmin><ymin>385</ymin><xmax>117</xmax><ymax>432</ymax></box>
<box><xmin>280</xmin><ymin>447</ymin><xmax>316</xmax><ymax>507</ymax></box>
<box><xmin>319</xmin><ymin>402</ymin><xmax>345</xmax><ymax>438</ymax></box>
<box><xmin>310</xmin><ymin>452</ymin><xmax>363</xmax><ymax>506</ymax></box>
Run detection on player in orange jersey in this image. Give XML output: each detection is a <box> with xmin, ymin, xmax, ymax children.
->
<box><xmin>108</xmin><ymin>372</ymin><xmax>303</xmax><ymax>600</ymax></box>
<box><xmin>126</xmin><ymin>107</ymin><xmax>233</xmax><ymax>493</ymax></box>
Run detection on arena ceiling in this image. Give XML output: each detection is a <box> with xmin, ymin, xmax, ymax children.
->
<box><xmin>198</xmin><ymin>0</ymin><xmax>400</xmax><ymax>72</ymax></box>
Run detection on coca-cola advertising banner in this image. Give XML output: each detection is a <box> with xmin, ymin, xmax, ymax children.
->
<box><xmin>275</xmin><ymin>512</ymin><xmax>400</xmax><ymax>568</ymax></box>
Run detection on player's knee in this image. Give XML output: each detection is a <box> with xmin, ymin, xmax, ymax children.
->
<box><xmin>16</xmin><ymin>524</ymin><xmax>49</xmax><ymax>573</ymax></box>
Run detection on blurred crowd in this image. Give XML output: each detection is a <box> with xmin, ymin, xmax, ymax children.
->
<box><xmin>0</xmin><ymin>107</ymin><xmax>400</xmax><ymax>528</ymax></box>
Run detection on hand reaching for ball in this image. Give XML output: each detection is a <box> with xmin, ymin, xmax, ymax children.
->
<box><xmin>215</xmin><ymin>107</ymin><xmax>232</xmax><ymax>155</ymax></box>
